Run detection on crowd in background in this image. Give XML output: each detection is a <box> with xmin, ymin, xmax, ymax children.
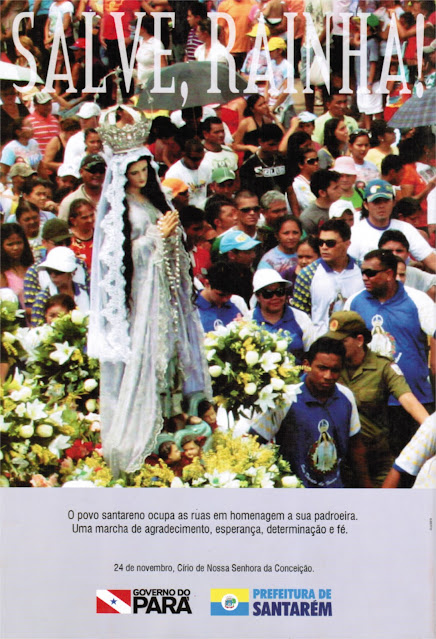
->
<box><xmin>1</xmin><ymin>0</ymin><xmax>435</xmax><ymax>488</ymax></box>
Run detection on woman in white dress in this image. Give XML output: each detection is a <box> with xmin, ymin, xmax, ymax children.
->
<box><xmin>89</xmin><ymin>145</ymin><xmax>210</xmax><ymax>476</ymax></box>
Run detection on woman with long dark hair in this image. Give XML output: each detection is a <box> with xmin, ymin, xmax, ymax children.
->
<box><xmin>0</xmin><ymin>222</ymin><xmax>34</xmax><ymax>309</ymax></box>
<box><xmin>89</xmin><ymin>146</ymin><xmax>210</xmax><ymax>476</ymax></box>
<box><xmin>317</xmin><ymin>118</ymin><xmax>349</xmax><ymax>170</ymax></box>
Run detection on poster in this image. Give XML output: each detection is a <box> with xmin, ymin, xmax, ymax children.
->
<box><xmin>1</xmin><ymin>5</ymin><xmax>435</xmax><ymax>639</ymax></box>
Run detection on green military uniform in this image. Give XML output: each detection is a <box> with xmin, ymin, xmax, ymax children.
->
<box><xmin>339</xmin><ymin>350</ymin><xmax>411</xmax><ymax>487</ymax></box>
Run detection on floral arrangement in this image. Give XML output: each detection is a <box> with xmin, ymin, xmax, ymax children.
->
<box><xmin>0</xmin><ymin>291</ymin><xmax>26</xmax><ymax>368</ymax></box>
<box><xmin>204</xmin><ymin>319</ymin><xmax>301</xmax><ymax>419</ymax></box>
<box><xmin>134</xmin><ymin>430</ymin><xmax>303</xmax><ymax>488</ymax></box>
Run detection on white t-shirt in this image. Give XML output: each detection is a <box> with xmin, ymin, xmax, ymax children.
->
<box><xmin>165</xmin><ymin>159</ymin><xmax>210</xmax><ymax>208</ymax></box>
<box><xmin>201</xmin><ymin>146</ymin><xmax>238</xmax><ymax>176</ymax></box>
<box><xmin>194</xmin><ymin>42</ymin><xmax>229</xmax><ymax>64</ymax></box>
<box><xmin>349</xmin><ymin>218</ymin><xmax>434</xmax><ymax>264</ymax></box>
<box><xmin>136</xmin><ymin>36</ymin><xmax>165</xmax><ymax>87</ymax></box>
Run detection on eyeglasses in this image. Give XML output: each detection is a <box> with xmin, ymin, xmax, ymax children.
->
<box><xmin>318</xmin><ymin>239</ymin><xmax>342</xmax><ymax>248</ymax></box>
<box><xmin>83</xmin><ymin>165</ymin><xmax>106</xmax><ymax>174</ymax></box>
<box><xmin>239</xmin><ymin>206</ymin><xmax>261</xmax><ymax>214</ymax></box>
<box><xmin>259</xmin><ymin>287</ymin><xmax>287</xmax><ymax>299</ymax></box>
<box><xmin>305</xmin><ymin>157</ymin><xmax>319</xmax><ymax>165</ymax></box>
<box><xmin>361</xmin><ymin>268</ymin><xmax>388</xmax><ymax>278</ymax></box>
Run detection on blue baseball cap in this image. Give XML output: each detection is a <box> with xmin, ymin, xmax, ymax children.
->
<box><xmin>220</xmin><ymin>230</ymin><xmax>260</xmax><ymax>253</ymax></box>
<box><xmin>363</xmin><ymin>179</ymin><xmax>394</xmax><ymax>202</ymax></box>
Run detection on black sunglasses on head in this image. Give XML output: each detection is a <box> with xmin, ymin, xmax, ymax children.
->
<box><xmin>259</xmin><ymin>287</ymin><xmax>287</xmax><ymax>299</ymax></box>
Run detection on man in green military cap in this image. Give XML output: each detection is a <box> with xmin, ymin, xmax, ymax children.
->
<box><xmin>324</xmin><ymin>311</ymin><xmax>431</xmax><ymax>486</ymax></box>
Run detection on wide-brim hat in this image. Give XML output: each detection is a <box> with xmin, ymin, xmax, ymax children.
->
<box><xmin>37</xmin><ymin>247</ymin><xmax>76</xmax><ymax>273</ymax></box>
<box><xmin>253</xmin><ymin>269</ymin><xmax>292</xmax><ymax>293</ymax></box>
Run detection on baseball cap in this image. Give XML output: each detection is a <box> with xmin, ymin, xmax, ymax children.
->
<box><xmin>220</xmin><ymin>230</ymin><xmax>260</xmax><ymax>254</ymax></box>
<box><xmin>268</xmin><ymin>37</ymin><xmax>287</xmax><ymax>52</ymax></box>
<box><xmin>253</xmin><ymin>269</ymin><xmax>292</xmax><ymax>293</ymax></box>
<box><xmin>329</xmin><ymin>199</ymin><xmax>357</xmax><ymax>219</ymax></box>
<box><xmin>71</xmin><ymin>38</ymin><xmax>87</xmax><ymax>50</ymax></box>
<box><xmin>246</xmin><ymin>23</ymin><xmax>271</xmax><ymax>37</ymax></box>
<box><xmin>9</xmin><ymin>163</ymin><xmax>36</xmax><ymax>178</ymax></box>
<box><xmin>211</xmin><ymin>167</ymin><xmax>236</xmax><ymax>184</ymax></box>
<box><xmin>57</xmin><ymin>164</ymin><xmax>79</xmax><ymax>178</ymax></box>
<box><xmin>37</xmin><ymin>247</ymin><xmax>77</xmax><ymax>272</ymax></box>
<box><xmin>77</xmin><ymin>102</ymin><xmax>101</xmax><ymax>119</ymax></box>
<box><xmin>42</xmin><ymin>218</ymin><xmax>71</xmax><ymax>243</ymax></box>
<box><xmin>363</xmin><ymin>179</ymin><xmax>394</xmax><ymax>202</ymax></box>
<box><xmin>80</xmin><ymin>154</ymin><xmax>107</xmax><ymax>170</ymax></box>
<box><xmin>324</xmin><ymin>311</ymin><xmax>371</xmax><ymax>342</ymax></box>
<box><xmin>367</xmin><ymin>14</ymin><xmax>380</xmax><ymax>28</ymax></box>
<box><xmin>161</xmin><ymin>178</ymin><xmax>189</xmax><ymax>199</ymax></box>
<box><xmin>34</xmin><ymin>91</ymin><xmax>52</xmax><ymax>105</ymax></box>
<box><xmin>299</xmin><ymin>111</ymin><xmax>317</xmax><ymax>123</ymax></box>
<box><xmin>332</xmin><ymin>156</ymin><xmax>357</xmax><ymax>175</ymax></box>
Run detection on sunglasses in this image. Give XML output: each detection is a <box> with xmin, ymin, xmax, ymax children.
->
<box><xmin>305</xmin><ymin>157</ymin><xmax>319</xmax><ymax>165</ymax></box>
<box><xmin>259</xmin><ymin>287</ymin><xmax>287</xmax><ymax>299</ymax></box>
<box><xmin>240</xmin><ymin>206</ymin><xmax>261</xmax><ymax>214</ymax></box>
<box><xmin>84</xmin><ymin>165</ymin><xmax>106</xmax><ymax>174</ymax></box>
<box><xmin>361</xmin><ymin>268</ymin><xmax>387</xmax><ymax>278</ymax></box>
<box><xmin>318</xmin><ymin>239</ymin><xmax>341</xmax><ymax>248</ymax></box>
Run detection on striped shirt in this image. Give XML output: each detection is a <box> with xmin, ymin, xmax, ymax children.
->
<box><xmin>27</xmin><ymin>112</ymin><xmax>60</xmax><ymax>155</ymax></box>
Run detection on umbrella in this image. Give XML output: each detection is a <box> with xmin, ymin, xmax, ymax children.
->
<box><xmin>388</xmin><ymin>87</ymin><xmax>436</xmax><ymax>128</ymax></box>
<box><xmin>137</xmin><ymin>61</ymin><xmax>249</xmax><ymax>111</ymax></box>
<box><xmin>0</xmin><ymin>61</ymin><xmax>44</xmax><ymax>84</ymax></box>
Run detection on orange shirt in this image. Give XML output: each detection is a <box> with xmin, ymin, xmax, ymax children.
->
<box><xmin>218</xmin><ymin>0</ymin><xmax>255</xmax><ymax>53</ymax></box>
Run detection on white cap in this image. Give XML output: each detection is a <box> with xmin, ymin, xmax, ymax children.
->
<box><xmin>299</xmin><ymin>111</ymin><xmax>317</xmax><ymax>123</ymax></box>
<box><xmin>37</xmin><ymin>247</ymin><xmax>77</xmax><ymax>273</ymax></box>
<box><xmin>253</xmin><ymin>269</ymin><xmax>292</xmax><ymax>293</ymax></box>
<box><xmin>77</xmin><ymin>102</ymin><xmax>101</xmax><ymax>119</ymax></box>
<box><xmin>57</xmin><ymin>164</ymin><xmax>79</xmax><ymax>178</ymax></box>
<box><xmin>329</xmin><ymin>200</ymin><xmax>357</xmax><ymax>219</ymax></box>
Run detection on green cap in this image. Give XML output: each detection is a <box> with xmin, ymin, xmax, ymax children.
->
<box><xmin>324</xmin><ymin>311</ymin><xmax>371</xmax><ymax>341</ymax></box>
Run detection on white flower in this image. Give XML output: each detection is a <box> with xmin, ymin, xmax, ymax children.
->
<box><xmin>49</xmin><ymin>342</ymin><xmax>75</xmax><ymax>365</ymax></box>
<box><xmin>83</xmin><ymin>378</ymin><xmax>98</xmax><ymax>392</ymax></box>
<box><xmin>0</xmin><ymin>288</ymin><xmax>18</xmax><ymax>303</ymax></box>
<box><xmin>19</xmin><ymin>425</ymin><xmax>34</xmax><ymax>438</ymax></box>
<box><xmin>283</xmin><ymin>384</ymin><xmax>302</xmax><ymax>406</ymax></box>
<box><xmin>0</xmin><ymin>416</ymin><xmax>12</xmax><ymax>433</ymax></box>
<box><xmin>276</xmin><ymin>339</ymin><xmax>288</xmax><ymax>352</ymax></box>
<box><xmin>49</xmin><ymin>408</ymin><xmax>65</xmax><ymax>426</ymax></box>
<box><xmin>254</xmin><ymin>384</ymin><xmax>278</xmax><ymax>411</ymax></box>
<box><xmin>259</xmin><ymin>351</ymin><xmax>281</xmax><ymax>372</ymax></box>
<box><xmin>170</xmin><ymin>477</ymin><xmax>187</xmax><ymax>488</ymax></box>
<box><xmin>260</xmin><ymin>475</ymin><xmax>275</xmax><ymax>488</ymax></box>
<box><xmin>245</xmin><ymin>350</ymin><xmax>259</xmax><ymax>366</ymax></box>
<box><xmin>239</xmin><ymin>326</ymin><xmax>251</xmax><ymax>340</ymax></box>
<box><xmin>2</xmin><ymin>331</ymin><xmax>16</xmax><ymax>344</ymax></box>
<box><xmin>223</xmin><ymin>362</ymin><xmax>232</xmax><ymax>375</ymax></box>
<box><xmin>90</xmin><ymin>420</ymin><xmax>101</xmax><ymax>432</ymax></box>
<box><xmin>85</xmin><ymin>399</ymin><xmax>97</xmax><ymax>412</ymax></box>
<box><xmin>204</xmin><ymin>470</ymin><xmax>240</xmax><ymax>488</ymax></box>
<box><xmin>71</xmin><ymin>309</ymin><xmax>85</xmax><ymax>325</ymax></box>
<box><xmin>10</xmin><ymin>386</ymin><xmax>32</xmax><ymax>402</ymax></box>
<box><xmin>206</xmin><ymin>348</ymin><xmax>216</xmax><ymax>361</ymax></box>
<box><xmin>244</xmin><ymin>466</ymin><xmax>258</xmax><ymax>477</ymax></box>
<box><xmin>49</xmin><ymin>435</ymin><xmax>71</xmax><ymax>458</ymax></box>
<box><xmin>209</xmin><ymin>365</ymin><xmax>223</xmax><ymax>378</ymax></box>
<box><xmin>15</xmin><ymin>404</ymin><xmax>27</xmax><ymax>417</ymax></box>
<box><xmin>268</xmin><ymin>464</ymin><xmax>279</xmax><ymax>473</ymax></box>
<box><xmin>213</xmin><ymin>324</ymin><xmax>231</xmax><ymax>337</ymax></box>
<box><xmin>25</xmin><ymin>399</ymin><xmax>47</xmax><ymax>421</ymax></box>
<box><xmin>244</xmin><ymin>382</ymin><xmax>257</xmax><ymax>395</ymax></box>
<box><xmin>282</xmin><ymin>475</ymin><xmax>302</xmax><ymax>488</ymax></box>
<box><xmin>270</xmin><ymin>377</ymin><xmax>285</xmax><ymax>391</ymax></box>
<box><xmin>36</xmin><ymin>424</ymin><xmax>53</xmax><ymax>438</ymax></box>
<box><xmin>204</xmin><ymin>337</ymin><xmax>218</xmax><ymax>348</ymax></box>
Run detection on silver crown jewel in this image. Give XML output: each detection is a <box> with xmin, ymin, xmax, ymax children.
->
<box><xmin>97</xmin><ymin>68</ymin><xmax>151</xmax><ymax>154</ymax></box>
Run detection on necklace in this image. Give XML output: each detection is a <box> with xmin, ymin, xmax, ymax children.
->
<box><xmin>160</xmin><ymin>227</ymin><xmax>181</xmax><ymax>344</ymax></box>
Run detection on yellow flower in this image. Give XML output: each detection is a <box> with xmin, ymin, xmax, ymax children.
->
<box><xmin>71</xmin><ymin>349</ymin><xmax>83</xmax><ymax>364</ymax></box>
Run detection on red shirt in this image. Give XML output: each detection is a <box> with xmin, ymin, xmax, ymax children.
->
<box><xmin>70</xmin><ymin>235</ymin><xmax>93</xmax><ymax>273</ymax></box>
<box><xmin>101</xmin><ymin>0</ymin><xmax>141</xmax><ymax>40</ymax></box>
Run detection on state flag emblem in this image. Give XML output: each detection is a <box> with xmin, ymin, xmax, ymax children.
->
<box><xmin>96</xmin><ymin>590</ymin><xmax>132</xmax><ymax>614</ymax></box>
<box><xmin>210</xmin><ymin>589</ymin><xmax>249</xmax><ymax>616</ymax></box>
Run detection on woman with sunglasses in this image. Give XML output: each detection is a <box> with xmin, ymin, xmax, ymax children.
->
<box><xmin>317</xmin><ymin>117</ymin><xmax>349</xmax><ymax>170</ymax></box>
<box><xmin>292</xmin><ymin>148</ymin><xmax>319</xmax><ymax>211</ymax></box>
<box><xmin>257</xmin><ymin>215</ymin><xmax>303</xmax><ymax>292</ymax></box>
<box><xmin>249</xmin><ymin>269</ymin><xmax>315</xmax><ymax>365</ymax></box>
<box><xmin>348</xmin><ymin>130</ymin><xmax>379</xmax><ymax>186</ymax></box>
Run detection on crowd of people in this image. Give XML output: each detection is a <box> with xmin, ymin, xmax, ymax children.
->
<box><xmin>1</xmin><ymin>0</ymin><xmax>435</xmax><ymax>488</ymax></box>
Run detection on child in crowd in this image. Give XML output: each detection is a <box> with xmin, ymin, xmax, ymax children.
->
<box><xmin>197</xmin><ymin>400</ymin><xmax>219</xmax><ymax>433</ymax></box>
<box><xmin>43</xmin><ymin>293</ymin><xmax>75</xmax><ymax>324</ymax></box>
<box><xmin>181</xmin><ymin>435</ymin><xmax>202</xmax><ymax>466</ymax></box>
